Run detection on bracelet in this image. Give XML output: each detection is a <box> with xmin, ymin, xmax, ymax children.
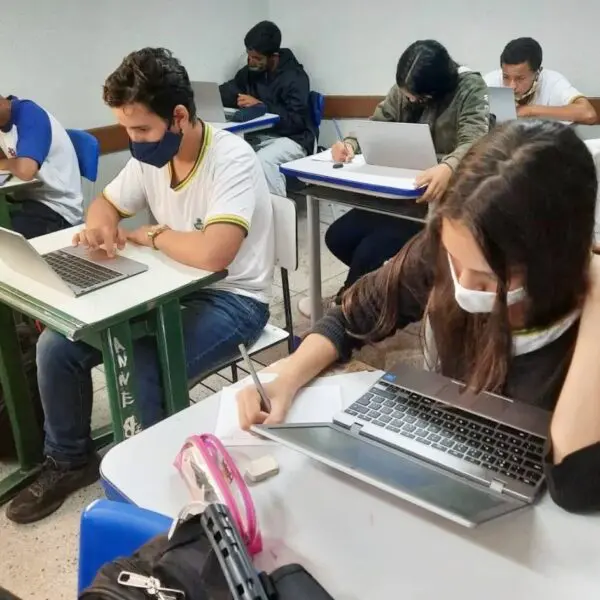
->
<box><xmin>148</xmin><ymin>224</ymin><xmax>170</xmax><ymax>250</ymax></box>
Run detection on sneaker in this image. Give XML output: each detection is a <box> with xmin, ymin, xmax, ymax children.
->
<box><xmin>6</xmin><ymin>454</ymin><xmax>100</xmax><ymax>524</ymax></box>
<box><xmin>297</xmin><ymin>295</ymin><xmax>337</xmax><ymax>319</ymax></box>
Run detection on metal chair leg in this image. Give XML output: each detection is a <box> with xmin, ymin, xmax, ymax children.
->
<box><xmin>281</xmin><ymin>268</ymin><xmax>295</xmax><ymax>354</ymax></box>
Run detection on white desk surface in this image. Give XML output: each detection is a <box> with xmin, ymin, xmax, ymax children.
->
<box><xmin>280</xmin><ymin>150</ymin><xmax>424</xmax><ymax>200</ymax></box>
<box><xmin>101</xmin><ymin>370</ymin><xmax>600</xmax><ymax>600</ymax></box>
<box><xmin>212</xmin><ymin>113</ymin><xmax>279</xmax><ymax>136</ymax></box>
<box><xmin>0</xmin><ymin>173</ymin><xmax>40</xmax><ymax>191</ymax></box>
<box><xmin>0</xmin><ymin>226</ymin><xmax>218</xmax><ymax>334</ymax></box>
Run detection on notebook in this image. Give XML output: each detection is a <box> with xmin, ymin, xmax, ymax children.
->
<box><xmin>215</xmin><ymin>374</ymin><xmax>342</xmax><ymax>446</ymax></box>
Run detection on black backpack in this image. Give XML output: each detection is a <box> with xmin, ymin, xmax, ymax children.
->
<box><xmin>80</xmin><ymin>504</ymin><xmax>333</xmax><ymax>600</ymax></box>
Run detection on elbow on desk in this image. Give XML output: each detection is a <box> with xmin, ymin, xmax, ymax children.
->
<box><xmin>581</xmin><ymin>108</ymin><xmax>598</xmax><ymax>125</ymax></box>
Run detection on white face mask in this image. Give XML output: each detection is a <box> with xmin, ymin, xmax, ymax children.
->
<box><xmin>447</xmin><ymin>254</ymin><xmax>526</xmax><ymax>314</ymax></box>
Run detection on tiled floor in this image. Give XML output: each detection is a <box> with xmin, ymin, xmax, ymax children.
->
<box><xmin>0</xmin><ymin>208</ymin><xmax>351</xmax><ymax>599</ymax></box>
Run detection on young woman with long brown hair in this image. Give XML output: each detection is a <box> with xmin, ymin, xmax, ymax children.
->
<box><xmin>238</xmin><ymin>119</ymin><xmax>600</xmax><ymax>511</ymax></box>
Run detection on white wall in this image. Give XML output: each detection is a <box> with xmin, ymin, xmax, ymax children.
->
<box><xmin>0</xmin><ymin>0</ymin><xmax>267</xmax><ymax>209</ymax></box>
<box><xmin>268</xmin><ymin>0</ymin><xmax>600</xmax><ymax>96</ymax></box>
<box><xmin>0</xmin><ymin>0</ymin><xmax>267</xmax><ymax>128</ymax></box>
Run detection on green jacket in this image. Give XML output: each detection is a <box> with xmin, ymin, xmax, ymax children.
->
<box><xmin>346</xmin><ymin>69</ymin><xmax>490</xmax><ymax>171</ymax></box>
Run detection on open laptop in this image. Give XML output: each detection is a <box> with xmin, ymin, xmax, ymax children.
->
<box><xmin>488</xmin><ymin>86</ymin><xmax>517</xmax><ymax>125</ymax></box>
<box><xmin>0</xmin><ymin>227</ymin><xmax>148</xmax><ymax>297</ymax></box>
<box><xmin>191</xmin><ymin>81</ymin><xmax>237</xmax><ymax>123</ymax></box>
<box><xmin>254</xmin><ymin>363</ymin><xmax>549</xmax><ymax>528</ymax></box>
<box><xmin>355</xmin><ymin>121</ymin><xmax>438</xmax><ymax>171</ymax></box>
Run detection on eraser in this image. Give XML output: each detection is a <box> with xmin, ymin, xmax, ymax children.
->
<box><xmin>244</xmin><ymin>454</ymin><xmax>279</xmax><ymax>484</ymax></box>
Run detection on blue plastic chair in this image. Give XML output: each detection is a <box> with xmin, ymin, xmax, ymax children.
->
<box><xmin>309</xmin><ymin>91</ymin><xmax>325</xmax><ymax>130</ymax></box>
<box><xmin>78</xmin><ymin>499</ymin><xmax>171</xmax><ymax>592</ymax></box>
<box><xmin>66</xmin><ymin>129</ymin><xmax>100</xmax><ymax>182</ymax></box>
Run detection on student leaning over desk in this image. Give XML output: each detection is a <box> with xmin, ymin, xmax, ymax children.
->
<box><xmin>299</xmin><ymin>40</ymin><xmax>490</xmax><ymax>319</ymax></box>
<box><xmin>240</xmin><ymin>120</ymin><xmax>600</xmax><ymax>513</ymax></box>
<box><xmin>485</xmin><ymin>37</ymin><xmax>597</xmax><ymax>125</ymax></box>
<box><xmin>5</xmin><ymin>47</ymin><xmax>275</xmax><ymax>525</ymax></box>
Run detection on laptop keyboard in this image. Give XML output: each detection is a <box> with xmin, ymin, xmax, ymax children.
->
<box><xmin>344</xmin><ymin>381</ymin><xmax>546</xmax><ymax>487</ymax></box>
<box><xmin>44</xmin><ymin>251</ymin><xmax>119</xmax><ymax>289</ymax></box>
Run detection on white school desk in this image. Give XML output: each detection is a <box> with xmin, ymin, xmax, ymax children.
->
<box><xmin>0</xmin><ymin>174</ymin><xmax>42</xmax><ymax>228</ymax></box>
<box><xmin>0</xmin><ymin>226</ymin><xmax>224</xmax><ymax>505</ymax></box>
<box><xmin>280</xmin><ymin>151</ymin><xmax>427</xmax><ymax>325</ymax></box>
<box><xmin>101</xmin><ymin>370</ymin><xmax>600</xmax><ymax>600</ymax></box>
<box><xmin>213</xmin><ymin>113</ymin><xmax>280</xmax><ymax>136</ymax></box>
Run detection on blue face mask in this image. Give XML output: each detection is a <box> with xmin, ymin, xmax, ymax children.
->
<box><xmin>129</xmin><ymin>127</ymin><xmax>182</xmax><ymax>168</ymax></box>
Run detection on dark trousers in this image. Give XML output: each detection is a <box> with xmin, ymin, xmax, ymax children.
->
<box><xmin>10</xmin><ymin>199</ymin><xmax>71</xmax><ymax>239</ymax></box>
<box><xmin>325</xmin><ymin>209</ymin><xmax>423</xmax><ymax>297</ymax></box>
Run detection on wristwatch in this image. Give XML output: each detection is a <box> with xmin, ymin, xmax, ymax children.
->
<box><xmin>147</xmin><ymin>224</ymin><xmax>170</xmax><ymax>250</ymax></box>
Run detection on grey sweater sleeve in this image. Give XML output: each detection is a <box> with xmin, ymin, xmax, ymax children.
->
<box><xmin>311</xmin><ymin>307</ymin><xmax>355</xmax><ymax>360</ymax></box>
<box><xmin>310</xmin><ymin>241</ymin><xmax>433</xmax><ymax>361</ymax></box>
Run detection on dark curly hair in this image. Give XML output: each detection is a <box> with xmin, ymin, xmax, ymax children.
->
<box><xmin>103</xmin><ymin>47</ymin><xmax>197</xmax><ymax>123</ymax></box>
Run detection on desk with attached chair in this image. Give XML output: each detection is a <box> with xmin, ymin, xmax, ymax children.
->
<box><xmin>0</xmin><ymin>226</ymin><xmax>224</xmax><ymax>505</ymax></box>
<box><xmin>280</xmin><ymin>151</ymin><xmax>427</xmax><ymax>324</ymax></box>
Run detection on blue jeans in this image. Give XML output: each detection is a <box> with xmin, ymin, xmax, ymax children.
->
<box><xmin>36</xmin><ymin>289</ymin><xmax>269</xmax><ymax>466</ymax></box>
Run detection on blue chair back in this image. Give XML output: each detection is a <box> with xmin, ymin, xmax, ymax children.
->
<box><xmin>78</xmin><ymin>499</ymin><xmax>171</xmax><ymax>592</ymax></box>
<box><xmin>67</xmin><ymin>129</ymin><xmax>100</xmax><ymax>182</ymax></box>
<box><xmin>309</xmin><ymin>91</ymin><xmax>325</xmax><ymax>129</ymax></box>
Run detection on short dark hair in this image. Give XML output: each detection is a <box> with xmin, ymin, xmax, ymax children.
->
<box><xmin>103</xmin><ymin>47</ymin><xmax>197</xmax><ymax>123</ymax></box>
<box><xmin>244</xmin><ymin>21</ymin><xmax>281</xmax><ymax>56</ymax></box>
<box><xmin>396</xmin><ymin>40</ymin><xmax>459</xmax><ymax>100</ymax></box>
<box><xmin>500</xmin><ymin>37</ymin><xmax>543</xmax><ymax>71</ymax></box>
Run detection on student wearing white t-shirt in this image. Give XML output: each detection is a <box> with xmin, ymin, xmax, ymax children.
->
<box><xmin>0</xmin><ymin>95</ymin><xmax>83</xmax><ymax>238</ymax></box>
<box><xmin>484</xmin><ymin>37</ymin><xmax>597</xmax><ymax>125</ymax></box>
<box><xmin>6</xmin><ymin>48</ymin><xmax>274</xmax><ymax>525</ymax></box>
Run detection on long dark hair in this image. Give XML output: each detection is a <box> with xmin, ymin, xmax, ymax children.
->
<box><xmin>343</xmin><ymin>120</ymin><xmax>597</xmax><ymax>393</ymax></box>
<box><xmin>396</xmin><ymin>40</ymin><xmax>459</xmax><ymax>100</ymax></box>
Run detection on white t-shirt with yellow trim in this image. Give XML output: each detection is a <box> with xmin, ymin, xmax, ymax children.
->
<box><xmin>103</xmin><ymin>125</ymin><xmax>274</xmax><ymax>303</ymax></box>
<box><xmin>484</xmin><ymin>68</ymin><xmax>584</xmax><ymax>107</ymax></box>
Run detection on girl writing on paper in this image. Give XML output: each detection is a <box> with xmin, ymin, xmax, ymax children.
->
<box><xmin>299</xmin><ymin>39</ymin><xmax>490</xmax><ymax>318</ymax></box>
<box><xmin>238</xmin><ymin>119</ymin><xmax>600</xmax><ymax>513</ymax></box>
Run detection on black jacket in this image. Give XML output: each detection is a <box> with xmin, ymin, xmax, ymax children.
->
<box><xmin>220</xmin><ymin>49</ymin><xmax>315</xmax><ymax>154</ymax></box>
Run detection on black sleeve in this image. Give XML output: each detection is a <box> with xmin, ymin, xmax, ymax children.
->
<box><xmin>265</xmin><ymin>71</ymin><xmax>311</xmax><ymax>136</ymax></box>
<box><xmin>312</xmin><ymin>241</ymin><xmax>432</xmax><ymax>361</ymax></box>
<box><xmin>219</xmin><ymin>71</ymin><xmax>245</xmax><ymax>108</ymax></box>
<box><xmin>545</xmin><ymin>442</ymin><xmax>600</xmax><ymax>512</ymax></box>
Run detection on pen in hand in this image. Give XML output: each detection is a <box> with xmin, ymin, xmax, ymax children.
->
<box><xmin>238</xmin><ymin>343</ymin><xmax>272</xmax><ymax>414</ymax></box>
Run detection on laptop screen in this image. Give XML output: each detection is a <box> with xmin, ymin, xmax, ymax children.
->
<box><xmin>256</xmin><ymin>424</ymin><xmax>525</xmax><ymax>526</ymax></box>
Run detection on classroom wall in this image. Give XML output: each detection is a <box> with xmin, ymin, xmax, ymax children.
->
<box><xmin>268</xmin><ymin>0</ymin><xmax>600</xmax><ymax>96</ymax></box>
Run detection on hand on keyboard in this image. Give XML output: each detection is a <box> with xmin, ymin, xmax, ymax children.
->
<box><xmin>73</xmin><ymin>225</ymin><xmax>127</xmax><ymax>257</ymax></box>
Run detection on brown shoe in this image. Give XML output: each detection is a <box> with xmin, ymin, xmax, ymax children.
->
<box><xmin>6</xmin><ymin>455</ymin><xmax>100</xmax><ymax>524</ymax></box>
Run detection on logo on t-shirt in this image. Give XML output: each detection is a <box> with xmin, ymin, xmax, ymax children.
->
<box><xmin>7</xmin><ymin>148</ymin><xmax>16</xmax><ymax>158</ymax></box>
<box><xmin>193</xmin><ymin>218</ymin><xmax>204</xmax><ymax>231</ymax></box>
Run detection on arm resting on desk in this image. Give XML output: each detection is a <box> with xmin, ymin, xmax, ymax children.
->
<box><xmin>0</xmin><ymin>157</ymin><xmax>39</xmax><ymax>181</ymax></box>
<box><xmin>519</xmin><ymin>97</ymin><xmax>597</xmax><ymax>125</ymax></box>
<box><xmin>153</xmin><ymin>223</ymin><xmax>245</xmax><ymax>272</ymax></box>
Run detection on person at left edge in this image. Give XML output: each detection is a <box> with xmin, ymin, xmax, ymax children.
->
<box><xmin>0</xmin><ymin>95</ymin><xmax>83</xmax><ymax>238</ymax></box>
<box><xmin>220</xmin><ymin>20</ymin><xmax>315</xmax><ymax>197</ymax></box>
<box><xmin>5</xmin><ymin>47</ymin><xmax>274</xmax><ymax>525</ymax></box>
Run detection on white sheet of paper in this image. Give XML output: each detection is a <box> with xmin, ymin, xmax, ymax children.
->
<box><xmin>215</xmin><ymin>374</ymin><xmax>343</xmax><ymax>446</ymax></box>
<box><xmin>310</xmin><ymin>149</ymin><xmax>335</xmax><ymax>162</ymax></box>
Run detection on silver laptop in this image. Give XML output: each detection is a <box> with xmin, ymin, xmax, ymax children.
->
<box><xmin>191</xmin><ymin>81</ymin><xmax>237</xmax><ymax>123</ymax></box>
<box><xmin>254</xmin><ymin>363</ymin><xmax>549</xmax><ymax>528</ymax></box>
<box><xmin>355</xmin><ymin>121</ymin><xmax>438</xmax><ymax>170</ymax></box>
<box><xmin>0</xmin><ymin>227</ymin><xmax>148</xmax><ymax>297</ymax></box>
<box><xmin>488</xmin><ymin>86</ymin><xmax>517</xmax><ymax>125</ymax></box>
